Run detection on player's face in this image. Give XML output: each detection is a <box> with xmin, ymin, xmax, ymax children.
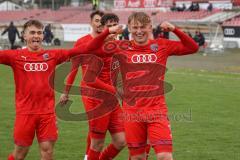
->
<box><xmin>91</xmin><ymin>14</ymin><xmax>103</xmax><ymax>34</ymax></box>
<box><xmin>129</xmin><ymin>20</ymin><xmax>152</xmax><ymax>45</ymax></box>
<box><xmin>104</xmin><ymin>20</ymin><xmax>118</xmax><ymax>41</ymax></box>
<box><xmin>24</xmin><ymin>25</ymin><xmax>44</xmax><ymax>52</ymax></box>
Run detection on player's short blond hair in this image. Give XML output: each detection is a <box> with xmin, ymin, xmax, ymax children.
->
<box><xmin>23</xmin><ymin>20</ymin><xmax>44</xmax><ymax>32</ymax></box>
<box><xmin>128</xmin><ymin>12</ymin><xmax>151</xmax><ymax>26</ymax></box>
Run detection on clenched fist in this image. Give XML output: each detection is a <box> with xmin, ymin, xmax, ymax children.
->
<box><xmin>109</xmin><ymin>25</ymin><xmax>123</xmax><ymax>34</ymax></box>
<box><xmin>160</xmin><ymin>21</ymin><xmax>175</xmax><ymax>32</ymax></box>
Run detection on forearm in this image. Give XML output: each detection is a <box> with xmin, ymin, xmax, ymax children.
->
<box><xmin>173</xmin><ymin>28</ymin><xmax>199</xmax><ymax>54</ymax></box>
<box><xmin>64</xmin><ymin>68</ymin><xmax>78</xmax><ymax>94</ymax></box>
<box><xmin>1</xmin><ymin>30</ymin><xmax>7</xmax><ymax>35</ymax></box>
<box><xmin>67</xmin><ymin>29</ymin><xmax>110</xmax><ymax>58</ymax></box>
<box><xmin>66</xmin><ymin>44</ymin><xmax>89</xmax><ymax>58</ymax></box>
<box><xmin>86</xmin><ymin>28</ymin><xmax>110</xmax><ymax>51</ymax></box>
<box><xmin>86</xmin><ymin>78</ymin><xmax>116</xmax><ymax>94</ymax></box>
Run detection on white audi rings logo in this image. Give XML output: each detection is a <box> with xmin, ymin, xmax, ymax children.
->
<box><xmin>24</xmin><ymin>63</ymin><xmax>48</xmax><ymax>72</ymax></box>
<box><xmin>131</xmin><ymin>54</ymin><xmax>157</xmax><ymax>63</ymax></box>
<box><xmin>224</xmin><ymin>28</ymin><xmax>235</xmax><ymax>36</ymax></box>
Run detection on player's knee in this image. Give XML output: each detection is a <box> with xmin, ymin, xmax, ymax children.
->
<box><xmin>40</xmin><ymin>147</ymin><xmax>53</xmax><ymax>160</ymax></box>
<box><xmin>13</xmin><ymin>147</ymin><xmax>29</xmax><ymax>160</ymax></box>
<box><xmin>130</xmin><ymin>154</ymin><xmax>146</xmax><ymax>160</ymax></box>
<box><xmin>41</xmin><ymin>152</ymin><xmax>53</xmax><ymax>160</ymax></box>
<box><xmin>15</xmin><ymin>156</ymin><xmax>25</xmax><ymax>160</ymax></box>
<box><xmin>157</xmin><ymin>152</ymin><xmax>173</xmax><ymax>160</ymax></box>
<box><xmin>91</xmin><ymin>139</ymin><xmax>105</xmax><ymax>151</ymax></box>
<box><xmin>111</xmin><ymin>132</ymin><xmax>126</xmax><ymax>150</ymax></box>
<box><xmin>14</xmin><ymin>154</ymin><xmax>26</xmax><ymax>160</ymax></box>
<box><xmin>112</xmin><ymin>138</ymin><xmax>126</xmax><ymax>150</ymax></box>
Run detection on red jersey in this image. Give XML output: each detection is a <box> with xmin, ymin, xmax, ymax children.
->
<box><xmin>87</xmin><ymin>28</ymin><xmax>199</xmax><ymax>110</ymax></box>
<box><xmin>65</xmin><ymin>34</ymin><xmax>93</xmax><ymax>90</ymax></box>
<box><xmin>65</xmin><ymin>33</ymin><xmax>114</xmax><ymax>94</ymax></box>
<box><xmin>0</xmin><ymin>47</ymin><xmax>87</xmax><ymax>114</ymax></box>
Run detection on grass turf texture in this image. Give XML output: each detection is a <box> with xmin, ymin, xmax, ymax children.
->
<box><xmin>0</xmin><ymin>65</ymin><xmax>239</xmax><ymax>160</ymax></box>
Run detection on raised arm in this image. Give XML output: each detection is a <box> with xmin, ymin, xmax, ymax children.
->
<box><xmin>65</xmin><ymin>43</ymin><xmax>89</xmax><ymax>59</ymax></box>
<box><xmin>57</xmin><ymin>33</ymin><xmax>109</xmax><ymax>63</ymax></box>
<box><xmin>57</xmin><ymin>25</ymin><xmax>123</xmax><ymax>62</ymax></box>
<box><xmin>54</xmin><ymin>44</ymin><xmax>90</xmax><ymax>65</ymax></box>
<box><xmin>0</xmin><ymin>50</ymin><xmax>14</xmax><ymax>65</ymax></box>
<box><xmin>86</xmin><ymin>25</ymin><xmax>123</xmax><ymax>55</ymax></box>
<box><xmin>160</xmin><ymin>21</ymin><xmax>199</xmax><ymax>56</ymax></box>
<box><xmin>86</xmin><ymin>28</ymin><xmax>110</xmax><ymax>51</ymax></box>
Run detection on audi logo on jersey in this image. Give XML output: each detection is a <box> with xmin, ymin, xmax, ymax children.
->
<box><xmin>24</xmin><ymin>63</ymin><xmax>48</xmax><ymax>72</ymax></box>
<box><xmin>131</xmin><ymin>54</ymin><xmax>157</xmax><ymax>63</ymax></box>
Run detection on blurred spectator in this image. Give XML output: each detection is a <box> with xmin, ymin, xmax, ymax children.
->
<box><xmin>195</xmin><ymin>3</ymin><xmax>200</xmax><ymax>11</ymax></box>
<box><xmin>178</xmin><ymin>4</ymin><xmax>186</xmax><ymax>11</ymax></box>
<box><xmin>187</xmin><ymin>31</ymin><xmax>192</xmax><ymax>38</ymax></box>
<box><xmin>171</xmin><ymin>2</ymin><xmax>177</xmax><ymax>11</ymax></box>
<box><xmin>53</xmin><ymin>38</ymin><xmax>61</xmax><ymax>46</ymax></box>
<box><xmin>153</xmin><ymin>25</ymin><xmax>161</xmax><ymax>39</ymax></box>
<box><xmin>43</xmin><ymin>24</ymin><xmax>54</xmax><ymax>46</ymax></box>
<box><xmin>122</xmin><ymin>25</ymin><xmax>130</xmax><ymax>40</ymax></box>
<box><xmin>153</xmin><ymin>25</ymin><xmax>169</xmax><ymax>39</ymax></box>
<box><xmin>157</xmin><ymin>31</ymin><xmax>169</xmax><ymax>39</ymax></box>
<box><xmin>207</xmin><ymin>3</ymin><xmax>213</xmax><ymax>12</ymax></box>
<box><xmin>188</xmin><ymin>2</ymin><xmax>199</xmax><ymax>11</ymax></box>
<box><xmin>20</xmin><ymin>30</ymin><xmax>25</xmax><ymax>43</ymax></box>
<box><xmin>188</xmin><ymin>2</ymin><xmax>194</xmax><ymax>11</ymax></box>
<box><xmin>92</xmin><ymin>0</ymin><xmax>99</xmax><ymax>10</ymax></box>
<box><xmin>1</xmin><ymin>21</ymin><xmax>20</xmax><ymax>49</ymax></box>
<box><xmin>193</xmin><ymin>31</ymin><xmax>205</xmax><ymax>46</ymax></box>
<box><xmin>161</xmin><ymin>31</ymin><xmax>169</xmax><ymax>39</ymax></box>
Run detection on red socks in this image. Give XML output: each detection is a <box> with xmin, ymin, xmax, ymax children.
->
<box><xmin>8</xmin><ymin>154</ymin><xmax>15</xmax><ymax>160</ymax></box>
<box><xmin>128</xmin><ymin>145</ymin><xmax>151</xmax><ymax>160</ymax></box>
<box><xmin>99</xmin><ymin>144</ymin><xmax>120</xmax><ymax>160</ymax></box>
<box><xmin>88</xmin><ymin>149</ymin><xmax>101</xmax><ymax>160</ymax></box>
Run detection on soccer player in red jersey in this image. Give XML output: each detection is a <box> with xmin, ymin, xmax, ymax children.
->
<box><xmin>60</xmin><ymin>13</ymin><xmax>126</xmax><ymax>160</ymax></box>
<box><xmin>87</xmin><ymin>12</ymin><xmax>199</xmax><ymax>160</ymax></box>
<box><xmin>59</xmin><ymin>10</ymin><xmax>104</xmax><ymax>160</ymax></box>
<box><xmin>0</xmin><ymin>19</ymin><xmax>118</xmax><ymax>160</ymax></box>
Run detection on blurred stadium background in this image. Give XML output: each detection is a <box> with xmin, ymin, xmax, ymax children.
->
<box><xmin>1</xmin><ymin>0</ymin><xmax>240</xmax><ymax>49</ymax></box>
<box><xmin>0</xmin><ymin>0</ymin><xmax>240</xmax><ymax>160</ymax></box>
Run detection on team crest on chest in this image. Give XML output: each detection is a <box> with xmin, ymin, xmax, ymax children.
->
<box><xmin>150</xmin><ymin>43</ymin><xmax>159</xmax><ymax>52</ymax></box>
<box><xmin>43</xmin><ymin>53</ymin><xmax>49</xmax><ymax>60</ymax></box>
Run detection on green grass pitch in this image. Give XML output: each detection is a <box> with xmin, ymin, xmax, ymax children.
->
<box><xmin>0</xmin><ymin>64</ymin><xmax>240</xmax><ymax>160</ymax></box>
